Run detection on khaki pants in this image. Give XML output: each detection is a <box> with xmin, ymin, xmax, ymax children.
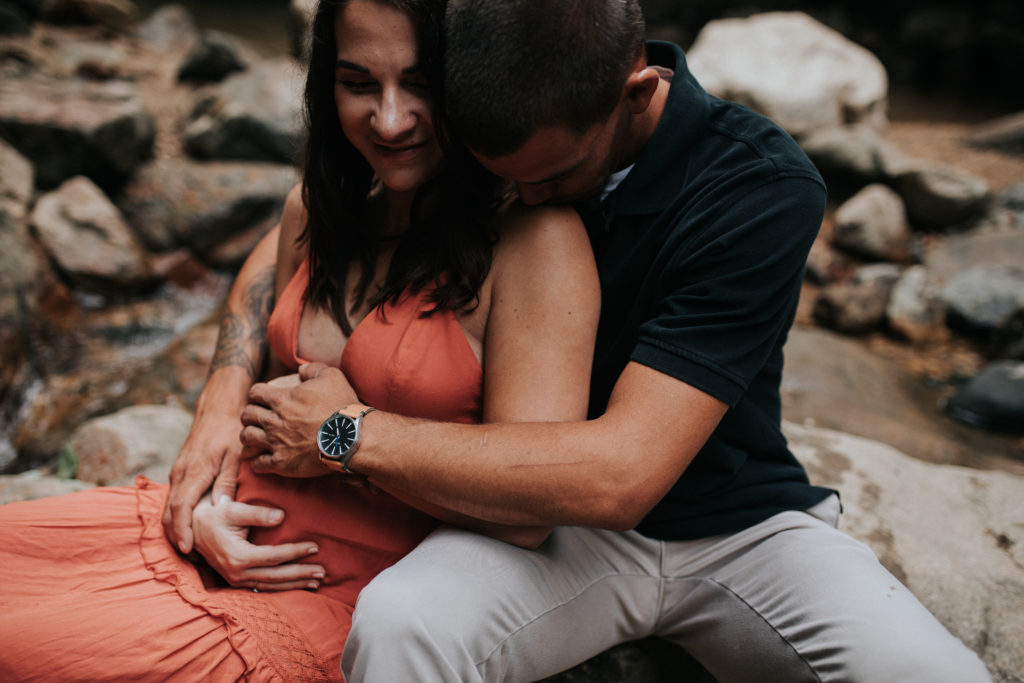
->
<box><xmin>342</xmin><ymin>495</ymin><xmax>990</xmax><ymax>682</ymax></box>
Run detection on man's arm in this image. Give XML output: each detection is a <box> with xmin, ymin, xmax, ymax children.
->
<box><xmin>248</xmin><ymin>360</ymin><xmax>726</xmax><ymax>530</ymax></box>
<box><xmin>162</xmin><ymin>225</ymin><xmax>279</xmax><ymax>553</ymax></box>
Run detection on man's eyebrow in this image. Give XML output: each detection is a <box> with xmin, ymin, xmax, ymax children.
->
<box><xmin>335</xmin><ymin>59</ymin><xmax>423</xmax><ymax>75</ymax></box>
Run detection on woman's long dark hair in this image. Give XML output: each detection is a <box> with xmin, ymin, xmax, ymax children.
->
<box><xmin>301</xmin><ymin>0</ymin><xmax>502</xmax><ymax>335</ymax></box>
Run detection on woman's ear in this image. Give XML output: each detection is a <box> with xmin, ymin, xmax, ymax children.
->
<box><xmin>622</xmin><ymin>61</ymin><xmax>661</xmax><ymax>114</ymax></box>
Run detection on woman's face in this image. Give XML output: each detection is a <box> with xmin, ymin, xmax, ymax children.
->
<box><xmin>334</xmin><ymin>0</ymin><xmax>444</xmax><ymax>194</ymax></box>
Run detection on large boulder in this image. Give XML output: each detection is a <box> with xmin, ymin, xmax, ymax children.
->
<box><xmin>785</xmin><ymin>421</ymin><xmax>1023</xmax><ymax>681</ymax></box>
<box><xmin>30</xmin><ymin>175</ymin><xmax>153</xmax><ymax>292</ymax></box>
<box><xmin>686</xmin><ymin>12</ymin><xmax>888</xmax><ymax>138</ymax></box>
<box><xmin>0</xmin><ymin>74</ymin><xmax>155</xmax><ymax>189</ymax></box>
<box><xmin>68</xmin><ymin>404</ymin><xmax>192</xmax><ymax>485</ymax></box>
<box><xmin>182</xmin><ymin>59</ymin><xmax>305</xmax><ymax>164</ymax></box>
<box><xmin>117</xmin><ymin>157</ymin><xmax>297</xmax><ymax>259</ymax></box>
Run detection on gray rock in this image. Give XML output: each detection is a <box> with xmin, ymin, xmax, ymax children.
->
<box><xmin>117</xmin><ymin>157</ymin><xmax>297</xmax><ymax>254</ymax></box>
<box><xmin>39</xmin><ymin>0</ymin><xmax>137</xmax><ymax>29</ymax></box>
<box><xmin>964</xmin><ymin>110</ymin><xmax>1024</xmax><ymax>154</ymax></box>
<box><xmin>0</xmin><ymin>470</ymin><xmax>94</xmax><ymax>505</ymax></box>
<box><xmin>891</xmin><ymin>160</ymin><xmax>992</xmax><ymax>231</ymax></box>
<box><xmin>798</xmin><ymin>125</ymin><xmax>909</xmax><ymax>190</ymax></box>
<box><xmin>30</xmin><ymin>175</ymin><xmax>153</xmax><ymax>291</ymax></box>
<box><xmin>813</xmin><ymin>263</ymin><xmax>902</xmax><ymax>334</ymax></box>
<box><xmin>177</xmin><ymin>30</ymin><xmax>248</xmax><ymax>85</ymax></box>
<box><xmin>68</xmin><ymin>404</ymin><xmax>192</xmax><ymax>485</ymax></box>
<box><xmin>833</xmin><ymin>184</ymin><xmax>912</xmax><ymax>262</ymax></box>
<box><xmin>0</xmin><ymin>74</ymin><xmax>155</xmax><ymax>189</ymax></box>
<box><xmin>686</xmin><ymin>12</ymin><xmax>888</xmax><ymax>138</ymax></box>
<box><xmin>945</xmin><ymin>361</ymin><xmax>1024</xmax><ymax>434</ymax></box>
<box><xmin>886</xmin><ymin>265</ymin><xmax>946</xmax><ymax>344</ymax></box>
<box><xmin>924</xmin><ymin>231</ymin><xmax>1024</xmax><ymax>283</ymax></box>
<box><xmin>940</xmin><ymin>266</ymin><xmax>1024</xmax><ymax>349</ymax></box>
<box><xmin>183</xmin><ymin>59</ymin><xmax>305</xmax><ymax>164</ymax></box>
<box><xmin>133</xmin><ymin>3</ymin><xmax>198</xmax><ymax>53</ymax></box>
<box><xmin>785</xmin><ymin>421</ymin><xmax>1023</xmax><ymax>681</ymax></box>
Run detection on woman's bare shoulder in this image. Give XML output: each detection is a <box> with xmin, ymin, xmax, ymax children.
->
<box><xmin>489</xmin><ymin>200</ymin><xmax>590</xmax><ymax>265</ymax></box>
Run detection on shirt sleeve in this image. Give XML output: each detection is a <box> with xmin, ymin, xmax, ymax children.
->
<box><xmin>632</xmin><ymin>174</ymin><xmax>826</xmax><ymax>406</ymax></box>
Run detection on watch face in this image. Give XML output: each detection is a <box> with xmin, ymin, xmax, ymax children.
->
<box><xmin>318</xmin><ymin>414</ymin><xmax>356</xmax><ymax>459</ymax></box>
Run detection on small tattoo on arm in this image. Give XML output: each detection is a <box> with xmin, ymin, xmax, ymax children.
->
<box><xmin>209</xmin><ymin>266</ymin><xmax>276</xmax><ymax>379</ymax></box>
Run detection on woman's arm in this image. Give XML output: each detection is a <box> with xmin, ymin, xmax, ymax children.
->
<box><xmin>362</xmin><ymin>203</ymin><xmax>600</xmax><ymax>547</ymax></box>
<box><xmin>165</xmin><ymin>185</ymin><xmax>308</xmax><ymax>553</ymax></box>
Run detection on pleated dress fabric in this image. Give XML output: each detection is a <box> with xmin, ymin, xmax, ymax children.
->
<box><xmin>0</xmin><ymin>259</ymin><xmax>483</xmax><ymax>682</ymax></box>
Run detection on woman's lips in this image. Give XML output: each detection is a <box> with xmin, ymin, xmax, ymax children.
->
<box><xmin>374</xmin><ymin>141</ymin><xmax>425</xmax><ymax>160</ymax></box>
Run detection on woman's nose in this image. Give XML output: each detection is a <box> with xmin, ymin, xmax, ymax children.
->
<box><xmin>372</xmin><ymin>88</ymin><xmax>417</xmax><ymax>142</ymax></box>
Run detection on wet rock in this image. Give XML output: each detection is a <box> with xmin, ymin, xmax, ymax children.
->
<box><xmin>813</xmin><ymin>263</ymin><xmax>902</xmax><ymax>334</ymax></box>
<box><xmin>39</xmin><ymin>0</ymin><xmax>137</xmax><ymax>30</ymax></box>
<box><xmin>891</xmin><ymin>160</ymin><xmax>992</xmax><ymax>231</ymax></box>
<box><xmin>686</xmin><ymin>12</ymin><xmax>888</xmax><ymax>138</ymax></box>
<box><xmin>68</xmin><ymin>404</ymin><xmax>192</xmax><ymax>485</ymax></box>
<box><xmin>963</xmin><ymin>110</ymin><xmax>1024</xmax><ymax>154</ymax></box>
<box><xmin>833</xmin><ymin>184</ymin><xmax>912</xmax><ymax>262</ymax></box>
<box><xmin>0</xmin><ymin>74</ymin><xmax>155</xmax><ymax>189</ymax></box>
<box><xmin>117</xmin><ymin>157</ymin><xmax>296</xmax><ymax>254</ymax></box>
<box><xmin>940</xmin><ymin>266</ymin><xmax>1024</xmax><ymax>355</ymax></box>
<box><xmin>886</xmin><ymin>265</ymin><xmax>946</xmax><ymax>344</ymax></box>
<box><xmin>785</xmin><ymin>421</ymin><xmax>1023</xmax><ymax>681</ymax></box>
<box><xmin>183</xmin><ymin>59</ymin><xmax>304</xmax><ymax>164</ymax></box>
<box><xmin>177</xmin><ymin>30</ymin><xmax>248</xmax><ymax>85</ymax></box>
<box><xmin>30</xmin><ymin>175</ymin><xmax>153</xmax><ymax>292</ymax></box>
<box><xmin>945</xmin><ymin>361</ymin><xmax>1024</xmax><ymax>434</ymax></box>
<box><xmin>132</xmin><ymin>3</ymin><xmax>197</xmax><ymax>53</ymax></box>
<box><xmin>0</xmin><ymin>470</ymin><xmax>94</xmax><ymax>505</ymax></box>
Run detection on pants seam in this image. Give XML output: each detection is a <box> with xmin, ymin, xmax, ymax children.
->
<box><xmin>702</xmin><ymin>576</ymin><xmax>823</xmax><ymax>683</ymax></box>
<box><xmin>474</xmin><ymin>570</ymin><xmax>652</xmax><ymax>673</ymax></box>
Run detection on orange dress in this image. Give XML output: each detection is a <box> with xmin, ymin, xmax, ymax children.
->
<box><xmin>0</xmin><ymin>260</ymin><xmax>482</xmax><ymax>682</ymax></box>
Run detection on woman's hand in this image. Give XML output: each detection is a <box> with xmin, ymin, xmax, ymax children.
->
<box><xmin>191</xmin><ymin>494</ymin><xmax>325</xmax><ymax>592</ymax></box>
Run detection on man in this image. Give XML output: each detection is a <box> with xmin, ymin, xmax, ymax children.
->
<box><xmin>167</xmin><ymin>1</ymin><xmax>991</xmax><ymax>680</ymax></box>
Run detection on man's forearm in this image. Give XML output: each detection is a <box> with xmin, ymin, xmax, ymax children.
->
<box><xmin>353</xmin><ymin>412</ymin><xmax>655</xmax><ymax>530</ymax></box>
<box><xmin>350</xmin><ymin>363</ymin><xmax>725</xmax><ymax>531</ymax></box>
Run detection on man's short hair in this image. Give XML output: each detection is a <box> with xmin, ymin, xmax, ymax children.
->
<box><xmin>444</xmin><ymin>0</ymin><xmax>646</xmax><ymax>157</ymax></box>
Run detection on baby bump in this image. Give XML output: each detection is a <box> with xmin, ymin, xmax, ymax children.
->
<box><xmin>234</xmin><ymin>463</ymin><xmax>438</xmax><ymax>602</ymax></box>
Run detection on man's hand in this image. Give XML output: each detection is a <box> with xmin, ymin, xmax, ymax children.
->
<box><xmin>163</xmin><ymin>411</ymin><xmax>244</xmax><ymax>554</ymax></box>
<box><xmin>240</xmin><ymin>364</ymin><xmax>359</xmax><ymax>477</ymax></box>
<box><xmin>192</xmin><ymin>495</ymin><xmax>325</xmax><ymax>591</ymax></box>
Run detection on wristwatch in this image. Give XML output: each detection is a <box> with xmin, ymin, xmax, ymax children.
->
<box><xmin>317</xmin><ymin>403</ymin><xmax>377</xmax><ymax>474</ymax></box>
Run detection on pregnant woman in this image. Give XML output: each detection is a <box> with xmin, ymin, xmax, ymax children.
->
<box><xmin>0</xmin><ymin>0</ymin><xmax>598</xmax><ymax>679</ymax></box>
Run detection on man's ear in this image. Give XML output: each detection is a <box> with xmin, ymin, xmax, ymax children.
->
<box><xmin>622</xmin><ymin>62</ymin><xmax>661</xmax><ymax>114</ymax></box>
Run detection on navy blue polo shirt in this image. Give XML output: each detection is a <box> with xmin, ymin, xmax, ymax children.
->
<box><xmin>587</xmin><ymin>42</ymin><xmax>833</xmax><ymax>540</ymax></box>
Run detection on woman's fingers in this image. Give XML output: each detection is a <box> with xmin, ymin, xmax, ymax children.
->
<box><xmin>222</xmin><ymin>500</ymin><xmax>286</xmax><ymax>528</ymax></box>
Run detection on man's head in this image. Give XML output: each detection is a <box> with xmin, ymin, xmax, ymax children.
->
<box><xmin>444</xmin><ymin>0</ymin><xmax>657</xmax><ymax>204</ymax></box>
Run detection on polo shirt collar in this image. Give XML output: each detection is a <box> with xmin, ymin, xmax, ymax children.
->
<box><xmin>613</xmin><ymin>41</ymin><xmax>711</xmax><ymax>216</ymax></box>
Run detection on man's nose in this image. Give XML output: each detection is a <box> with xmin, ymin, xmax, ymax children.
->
<box><xmin>372</xmin><ymin>89</ymin><xmax>417</xmax><ymax>141</ymax></box>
